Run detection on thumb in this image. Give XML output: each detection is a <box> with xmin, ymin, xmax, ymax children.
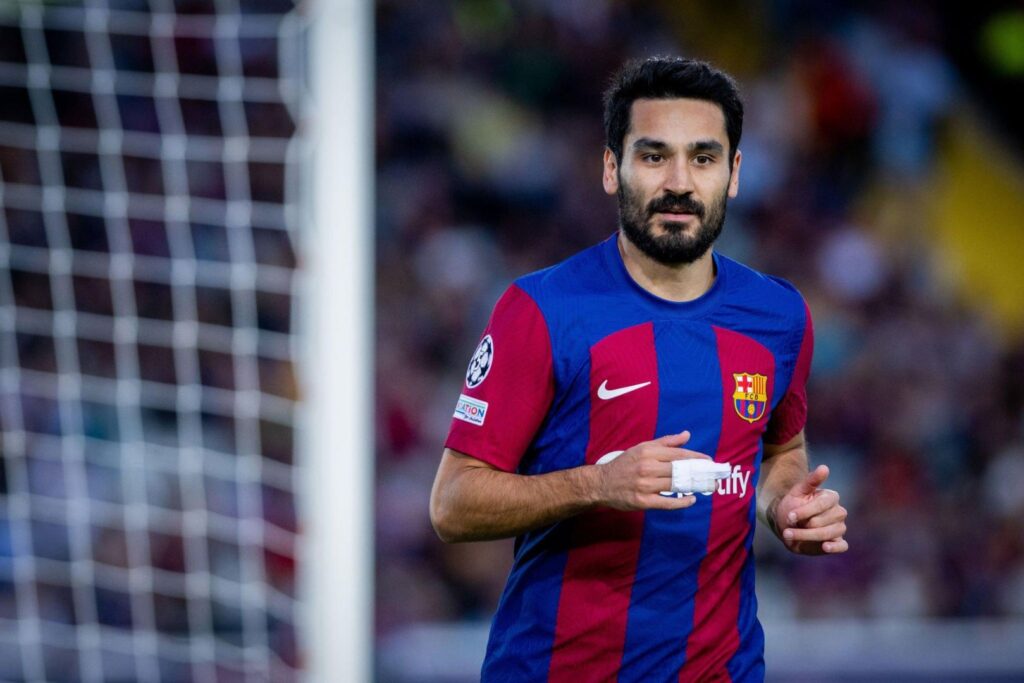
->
<box><xmin>792</xmin><ymin>464</ymin><xmax>829</xmax><ymax>496</ymax></box>
<box><xmin>655</xmin><ymin>430</ymin><xmax>691</xmax><ymax>448</ymax></box>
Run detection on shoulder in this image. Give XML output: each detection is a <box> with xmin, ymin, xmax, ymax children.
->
<box><xmin>717</xmin><ymin>253</ymin><xmax>810</xmax><ymax>332</ymax></box>
<box><xmin>481</xmin><ymin>239</ymin><xmax>615</xmax><ymax>349</ymax></box>
<box><xmin>512</xmin><ymin>238</ymin><xmax>618</xmax><ymax>312</ymax></box>
<box><xmin>515</xmin><ymin>239</ymin><xmax>614</xmax><ymax>294</ymax></box>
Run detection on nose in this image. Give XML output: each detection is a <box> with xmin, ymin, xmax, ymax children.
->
<box><xmin>663</xmin><ymin>158</ymin><xmax>694</xmax><ymax>195</ymax></box>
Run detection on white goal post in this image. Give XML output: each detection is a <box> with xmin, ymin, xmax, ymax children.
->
<box><xmin>0</xmin><ymin>0</ymin><xmax>373</xmax><ymax>680</ymax></box>
<box><xmin>300</xmin><ymin>0</ymin><xmax>373</xmax><ymax>681</ymax></box>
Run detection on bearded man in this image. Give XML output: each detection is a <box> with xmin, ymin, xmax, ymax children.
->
<box><xmin>430</xmin><ymin>57</ymin><xmax>848</xmax><ymax>683</ymax></box>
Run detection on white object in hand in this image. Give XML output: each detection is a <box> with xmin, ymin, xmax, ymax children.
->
<box><xmin>669</xmin><ymin>459</ymin><xmax>732</xmax><ymax>496</ymax></box>
<box><xmin>594</xmin><ymin>451</ymin><xmax>731</xmax><ymax>497</ymax></box>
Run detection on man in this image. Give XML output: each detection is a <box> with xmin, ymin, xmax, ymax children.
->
<box><xmin>430</xmin><ymin>57</ymin><xmax>848</xmax><ymax>682</ymax></box>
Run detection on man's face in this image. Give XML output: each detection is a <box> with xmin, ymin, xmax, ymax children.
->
<box><xmin>603</xmin><ymin>98</ymin><xmax>741</xmax><ymax>265</ymax></box>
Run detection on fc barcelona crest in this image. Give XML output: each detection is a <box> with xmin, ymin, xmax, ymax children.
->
<box><xmin>732</xmin><ymin>373</ymin><xmax>768</xmax><ymax>423</ymax></box>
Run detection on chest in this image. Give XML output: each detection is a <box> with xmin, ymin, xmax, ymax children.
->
<box><xmin>559</xmin><ymin>320</ymin><xmax>779</xmax><ymax>464</ymax></box>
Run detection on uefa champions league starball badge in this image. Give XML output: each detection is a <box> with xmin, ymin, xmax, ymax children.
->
<box><xmin>465</xmin><ymin>335</ymin><xmax>494</xmax><ymax>388</ymax></box>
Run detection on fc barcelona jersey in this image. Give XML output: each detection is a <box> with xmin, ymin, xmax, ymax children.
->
<box><xmin>445</xmin><ymin>233</ymin><xmax>814</xmax><ymax>682</ymax></box>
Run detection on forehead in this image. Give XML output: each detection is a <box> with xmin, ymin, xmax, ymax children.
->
<box><xmin>625</xmin><ymin>98</ymin><xmax>728</xmax><ymax>147</ymax></box>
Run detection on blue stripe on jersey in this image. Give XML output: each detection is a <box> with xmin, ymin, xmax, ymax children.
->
<box><xmin>619</xmin><ymin>321</ymin><xmax>723</xmax><ymax>681</ymax></box>
<box><xmin>481</xmin><ymin>525</ymin><xmax>570</xmax><ymax>681</ymax></box>
<box><xmin>728</xmin><ymin>450</ymin><xmax>766</xmax><ymax>681</ymax></box>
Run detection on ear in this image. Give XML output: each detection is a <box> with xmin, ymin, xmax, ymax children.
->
<box><xmin>602</xmin><ymin>148</ymin><xmax>619</xmax><ymax>196</ymax></box>
<box><xmin>727</xmin><ymin>149</ymin><xmax>742</xmax><ymax>198</ymax></box>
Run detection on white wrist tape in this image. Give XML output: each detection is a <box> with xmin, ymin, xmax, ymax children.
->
<box><xmin>667</xmin><ymin>459</ymin><xmax>732</xmax><ymax>496</ymax></box>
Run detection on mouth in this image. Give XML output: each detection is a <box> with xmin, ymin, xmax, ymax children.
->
<box><xmin>649</xmin><ymin>201</ymin><xmax>703</xmax><ymax>221</ymax></box>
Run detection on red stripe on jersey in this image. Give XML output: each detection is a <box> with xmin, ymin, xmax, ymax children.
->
<box><xmin>678</xmin><ymin>327</ymin><xmax>775</xmax><ymax>682</ymax></box>
<box><xmin>548</xmin><ymin>322</ymin><xmax>659</xmax><ymax>680</ymax></box>
<box><xmin>444</xmin><ymin>284</ymin><xmax>555</xmax><ymax>472</ymax></box>
<box><xmin>765</xmin><ymin>300</ymin><xmax>813</xmax><ymax>445</ymax></box>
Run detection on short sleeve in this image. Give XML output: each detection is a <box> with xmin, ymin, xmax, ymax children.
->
<box><xmin>764</xmin><ymin>300</ymin><xmax>814</xmax><ymax>445</ymax></box>
<box><xmin>444</xmin><ymin>284</ymin><xmax>555</xmax><ymax>472</ymax></box>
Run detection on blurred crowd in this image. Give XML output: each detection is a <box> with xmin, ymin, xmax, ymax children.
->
<box><xmin>375</xmin><ymin>0</ymin><xmax>1024</xmax><ymax>648</ymax></box>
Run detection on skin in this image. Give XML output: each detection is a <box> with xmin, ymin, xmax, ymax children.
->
<box><xmin>431</xmin><ymin>431</ymin><xmax>709</xmax><ymax>543</ymax></box>
<box><xmin>758</xmin><ymin>431</ymin><xmax>848</xmax><ymax>555</ymax></box>
<box><xmin>430</xmin><ymin>97</ymin><xmax>848</xmax><ymax>555</ymax></box>
<box><xmin>604</xmin><ymin>98</ymin><xmax>740</xmax><ymax>303</ymax></box>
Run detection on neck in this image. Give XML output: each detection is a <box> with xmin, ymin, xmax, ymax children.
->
<box><xmin>617</xmin><ymin>232</ymin><xmax>717</xmax><ymax>302</ymax></box>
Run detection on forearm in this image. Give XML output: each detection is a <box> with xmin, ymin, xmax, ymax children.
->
<box><xmin>430</xmin><ymin>456</ymin><xmax>601</xmax><ymax>542</ymax></box>
<box><xmin>757</xmin><ymin>444</ymin><xmax>808</xmax><ymax>535</ymax></box>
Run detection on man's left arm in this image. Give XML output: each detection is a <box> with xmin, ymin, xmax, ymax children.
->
<box><xmin>757</xmin><ymin>429</ymin><xmax>848</xmax><ymax>555</ymax></box>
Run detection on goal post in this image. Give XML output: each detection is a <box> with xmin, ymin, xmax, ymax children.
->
<box><xmin>0</xmin><ymin>0</ymin><xmax>374</xmax><ymax>680</ymax></box>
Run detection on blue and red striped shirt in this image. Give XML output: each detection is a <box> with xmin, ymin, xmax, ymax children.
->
<box><xmin>446</xmin><ymin>233</ymin><xmax>813</xmax><ymax>682</ymax></box>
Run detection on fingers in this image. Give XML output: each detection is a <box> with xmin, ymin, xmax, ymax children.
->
<box><xmin>600</xmin><ymin>432</ymin><xmax>713</xmax><ymax>509</ymax></box>
<box><xmin>676</xmin><ymin>449</ymin><xmax>712</xmax><ymax>461</ymax></box>
<box><xmin>801</xmin><ymin>505</ymin><xmax>846</xmax><ymax>529</ymax></box>
<box><xmin>617</xmin><ymin>459</ymin><xmax>675</xmax><ymax>496</ymax></box>
<box><xmin>791</xmin><ymin>464</ymin><xmax>829</xmax><ymax>496</ymax></box>
<box><xmin>787</xmin><ymin>487</ymin><xmax>839</xmax><ymax>524</ymax></box>
<box><xmin>782</xmin><ymin>520</ymin><xmax>846</xmax><ymax>543</ymax></box>
<box><xmin>794</xmin><ymin>464</ymin><xmax>830</xmax><ymax>495</ymax></box>
<box><xmin>634</xmin><ymin>432</ymin><xmax>713</xmax><ymax>462</ymax></box>
<box><xmin>779</xmin><ymin>477</ymin><xmax>849</xmax><ymax>554</ymax></box>
<box><xmin>822</xmin><ymin>538</ymin><xmax>849</xmax><ymax>553</ymax></box>
<box><xmin>647</xmin><ymin>446</ymin><xmax>713</xmax><ymax>462</ymax></box>
<box><xmin>652</xmin><ymin>430</ymin><xmax>690</xmax><ymax>448</ymax></box>
<box><xmin>644</xmin><ymin>493</ymin><xmax>698</xmax><ymax>510</ymax></box>
<box><xmin>646</xmin><ymin>449</ymin><xmax>712</xmax><ymax>463</ymax></box>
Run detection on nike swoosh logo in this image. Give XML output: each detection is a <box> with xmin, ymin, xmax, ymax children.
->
<box><xmin>597</xmin><ymin>380</ymin><xmax>652</xmax><ymax>400</ymax></box>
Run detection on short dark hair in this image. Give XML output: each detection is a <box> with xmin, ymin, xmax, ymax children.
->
<box><xmin>603</xmin><ymin>57</ymin><xmax>744</xmax><ymax>166</ymax></box>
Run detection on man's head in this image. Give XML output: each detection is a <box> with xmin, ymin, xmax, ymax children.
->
<box><xmin>602</xmin><ymin>58</ymin><xmax>744</xmax><ymax>265</ymax></box>
<box><xmin>604</xmin><ymin>57</ymin><xmax>744</xmax><ymax>169</ymax></box>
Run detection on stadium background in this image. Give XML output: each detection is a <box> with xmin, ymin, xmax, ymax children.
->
<box><xmin>374</xmin><ymin>0</ymin><xmax>1024</xmax><ymax>680</ymax></box>
<box><xmin>0</xmin><ymin>0</ymin><xmax>1021</xmax><ymax>681</ymax></box>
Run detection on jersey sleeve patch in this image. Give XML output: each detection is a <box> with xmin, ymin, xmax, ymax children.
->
<box><xmin>465</xmin><ymin>335</ymin><xmax>494</xmax><ymax>388</ymax></box>
<box><xmin>445</xmin><ymin>284</ymin><xmax>555</xmax><ymax>472</ymax></box>
<box><xmin>453</xmin><ymin>394</ymin><xmax>488</xmax><ymax>426</ymax></box>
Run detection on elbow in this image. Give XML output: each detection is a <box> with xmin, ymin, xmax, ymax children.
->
<box><xmin>429</xmin><ymin>490</ymin><xmax>464</xmax><ymax>543</ymax></box>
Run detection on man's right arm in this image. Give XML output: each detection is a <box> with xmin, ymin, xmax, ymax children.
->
<box><xmin>429</xmin><ymin>432</ymin><xmax>708</xmax><ymax>543</ymax></box>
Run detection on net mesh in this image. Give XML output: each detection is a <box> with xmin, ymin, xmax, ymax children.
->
<box><xmin>0</xmin><ymin>1</ymin><xmax>304</xmax><ymax>680</ymax></box>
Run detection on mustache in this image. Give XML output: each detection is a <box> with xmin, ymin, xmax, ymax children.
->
<box><xmin>647</xmin><ymin>193</ymin><xmax>705</xmax><ymax>218</ymax></box>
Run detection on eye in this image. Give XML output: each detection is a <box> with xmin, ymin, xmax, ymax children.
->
<box><xmin>693</xmin><ymin>154</ymin><xmax>714</xmax><ymax>165</ymax></box>
<box><xmin>642</xmin><ymin>153</ymin><xmax>664</xmax><ymax>163</ymax></box>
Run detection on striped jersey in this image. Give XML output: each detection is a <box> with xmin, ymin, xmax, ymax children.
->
<box><xmin>445</xmin><ymin>233</ymin><xmax>814</xmax><ymax>682</ymax></box>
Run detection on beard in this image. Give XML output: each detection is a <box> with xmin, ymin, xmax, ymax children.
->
<box><xmin>617</xmin><ymin>175</ymin><xmax>728</xmax><ymax>266</ymax></box>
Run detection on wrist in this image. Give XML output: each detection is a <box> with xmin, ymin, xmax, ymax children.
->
<box><xmin>574</xmin><ymin>464</ymin><xmax>604</xmax><ymax>508</ymax></box>
<box><xmin>765</xmin><ymin>496</ymin><xmax>783</xmax><ymax>538</ymax></box>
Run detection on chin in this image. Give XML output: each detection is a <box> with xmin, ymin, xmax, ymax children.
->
<box><xmin>652</xmin><ymin>219</ymin><xmax>699</xmax><ymax>236</ymax></box>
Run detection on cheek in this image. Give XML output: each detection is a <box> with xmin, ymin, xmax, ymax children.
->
<box><xmin>622</xmin><ymin>172</ymin><xmax>657</xmax><ymax>202</ymax></box>
<box><xmin>621</xmin><ymin>181</ymin><xmax>652</xmax><ymax>213</ymax></box>
<box><xmin>699</xmin><ymin>175</ymin><xmax>732</xmax><ymax>201</ymax></box>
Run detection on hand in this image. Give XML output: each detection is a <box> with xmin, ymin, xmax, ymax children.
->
<box><xmin>771</xmin><ymin>465</ymin><xmax>848</xmax><ymax>555</ymax></box>
<box><xmin>594</xmin><ymin>431</ymin><xmax>712</xmax><ymax>511</ymax></box>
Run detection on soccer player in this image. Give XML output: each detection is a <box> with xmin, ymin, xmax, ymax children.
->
<box><xmin>430</xmin><ymin>57</ymin><xmax>848</xmax><ymax>682</ymax></box>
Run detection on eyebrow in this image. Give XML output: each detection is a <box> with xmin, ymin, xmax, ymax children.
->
<box><xmin>688</xmin><ymin>139</ymin><xmax>724</xmax><ymax>154</ymax></box>
<box><xmin>631</xmin><ymin>137</ymin><xmax>725</xmax><ymax>155</ymax></box>
<box><xmin>631</xmin><ymin>137</ymin><xmax>671</xmax><ymax>152</ymax></box>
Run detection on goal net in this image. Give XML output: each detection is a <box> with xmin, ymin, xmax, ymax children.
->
<box><xmin>0</xmin><ymin>1</ymin><xmax>311</xmax><ymax>680</ymax></box>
